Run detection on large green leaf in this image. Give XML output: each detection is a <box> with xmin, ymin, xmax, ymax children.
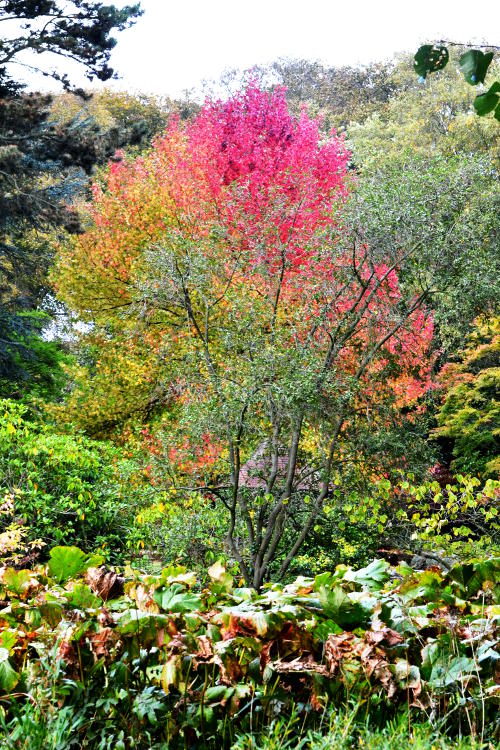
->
<box><xmin>459</xmin><ymin>50</ymin><xmax>494</xmax><ymax>85</ymax></box>
<box><xmin>399</xmin><ymin>568</ymin><xmax>444</xmax><ymax>604</ymax></box>
<box><xmin>448</xmin><ymin>557</ymin><xmax>500</xmax><ymax>597</ymax></box>
<box><xmin>317</xmin><ymin>585</ymin><xmax>368</xmax><ymax>627</ymax></box>
<box><xmin>414</xmin><ymin>45</ymin><xmax>449</xmax><ymax>79</ymax></box>
<box><xmin>0</xmin><ymin>647</ymin><xmax>19</xmax><ymax>692</ymax></box>
<box><xmin>48</xmin><ymin>546</ymin><xmax>88</xmax><ymax>583</ymax></box>
<box><xmin>65</xmin><ymin>583</ymin><xmax>102</xmax><ymax>610</ymax></box>
<box><xmin>0</xmin><ymin>631</ymin><xmax>18</xmax><ymax>653</ymax></box>
<box><xmin>344</xmin><ymin>559</ymin><xmax>391</xmax><ymax>590</ymax></box>
<box><xmin>428</xmin><ymin>655</ymin><xmax>477</xmax><ymax>688</ymax></box>
<box><xmin>117</xmin><ymin>610</ymin><xmax>170</xmax><ymax>636</ymax></box>
<box><xmin>2</xmin><ymin>568</ymin><xmax>36</xmax><ymax>596</ymax></box>
<box><xmin>474</xmin><ymin>81</ymin><xmax>500</xmax><ymax>117</ymax></box>
<box><xmin>153</xmin><ymin>584</ymin><xmax>201</xmax><ymax>614</ymax></box>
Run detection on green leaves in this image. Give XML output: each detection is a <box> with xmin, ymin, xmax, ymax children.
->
<box><xmin>344</xmin><ymin>559</ymin><xmax>391</xmax><ymax>591</ymax></box>
<box><xmin>474</xmin><ymin>81</ymin><xmax>500</xmax><ymax>120</ymax></box>
<box><xmin>413</xmin><ymin>44</ymin><xmax>500</xmax><ymax>121</ymax></box>
<box><xmin>0</xmin><ymin>547</ymin><xmax>498</xmax><ymax>743</ymax></box>
<box><xmin>459</xmin><ymin>50</ymin><xmax>494</xmax><ymax>85</ymax></box>
<box><xmin>449</xmin><ymin>558</ymin><xmax>500</xmax><ymax>598</ymax></box>
<box><xmin>317</xmin><ymin>585</ymin><xmax>369</xmax><ymax>627</ymax></box>
<box><xmin>0</xmin><ymin>647</ymin><xmax>18</xmax><ymax>692</ymax></box>
<box><xmin>2</xmin><ymin>568</ymin><xmax>36</xmax><ymax>597</ymax></box>
<box><xmin>65</xmin><ymin>583</ymin><xmax>102</xmax><ymax>610</ymax></box>
<box><xmin>428</xmin><ymin>654</ymin><xmax>477</xmax><ymax>688</ymax></box>
<box><xmin>0</xmin><ymin>398</ymin><xmax>141</xmax><ymax>560</ymax></box>
<box><xmin>414</xmin><ymin>45</ymin><xmax>449</xmax><ymax>79</ymax></box>
<box><xmin>48</xmin><ymin>546</ymin><xmax>89</xmax><ymax>583</ymax></box>
<box><xmin>153</xmin><ymin>583</ymin><xmax>201</xmax><ymax>614</ymax></box>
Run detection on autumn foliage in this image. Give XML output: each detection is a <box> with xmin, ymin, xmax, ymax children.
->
<box><xmin>55</xmin><ymin>85</ymin><xmax>437</xmax><ymax>585</ymax></box>
<box><xmin>56</xmin><ymin>84</ymin><xmax>433</xmax><ymax>413</ymax></box>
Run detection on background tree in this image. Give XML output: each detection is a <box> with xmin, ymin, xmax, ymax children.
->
<box><xmin>211</xmin><ymin>58</ymin><xmax>400</xmax><ymax>132</ymax></box>
<box><xmin>347</xmin><ymin>52</ymin><xmax>500</xmax><ymax>348</ymax></box>
<box><xmin>265</xmin><ymin>59</ymin><xmax>398</xmax><ymax>130</ymax></box>
<box><xmin>432</xmin><ymin>316</ymin><xmax>500</xmax><ymax>478</ymax></box>
<box><xmin>0</xmin><ymin>0</ymin><xmax>142</xmax><ymax>394</ymax></box>
<box><xmin>350</xmin><ymin>52</ymin><xmax>500</xmax><ymax>170</ymax></box>
<box><xmin>50</xmin><ymin>88</ymin><xmax>198</xmax><ymax>154</ymax></box>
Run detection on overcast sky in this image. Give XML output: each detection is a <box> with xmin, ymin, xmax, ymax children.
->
<box><xmin>16</xmin><ymin>0</ymin><xmax>500</xmax><ymax>98</ymax></box>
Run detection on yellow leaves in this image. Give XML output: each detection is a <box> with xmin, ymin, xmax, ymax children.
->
<box><xmin>299</xmin><ymin>423</ymin><xmax>322</xmax><ymax>456</ymax></box>
<box><xmin>48</xmin><ymin>329</ymin><xmax>168</xmax><ymax>438</ymax></box>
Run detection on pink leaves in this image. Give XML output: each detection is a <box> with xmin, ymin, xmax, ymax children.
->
<box><xmin>152</xmin><ymin>84</ymin><xmax>350</xmax><ymax>274</ymax></box>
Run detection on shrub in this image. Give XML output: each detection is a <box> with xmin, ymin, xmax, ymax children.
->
<box><xmin>0</xmin><ymin>399</ymin><xmax>145</xmax><ymax>562</ymax></box>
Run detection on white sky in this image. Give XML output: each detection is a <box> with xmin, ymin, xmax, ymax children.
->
<box><xmin>13</xmin><ymin>0</ymin><xmax>500</xmax><ymax>98</ymax></box>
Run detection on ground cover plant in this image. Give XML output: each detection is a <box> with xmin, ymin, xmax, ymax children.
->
<box><xmin>0</xmin><ymin>548</ymin><xmax>498</xmax><ymax>748</ymax></box>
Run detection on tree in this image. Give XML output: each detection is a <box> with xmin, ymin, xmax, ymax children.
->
<box><xmin>48</xmin><ymin>327</ymin><xmax>172</xmax><ymax>437</ymax></box>
<box><xmin>433</xmin><ymin>316</ymin><xmax>500</xmax><ymax>478</ymax></box>
<box><xmin>350</xmin><ymin>51</ymin><xmax>500</xmax><ymax>169</ymax></box>
<box><xmin>55</xmin><ymin>85</ymin><xmax>495</xmax><ymax>588</ymax></box>
<box><xmin>271</xmin><ymin>59</ymin><xmax>398</xmax><ymax>129</ymax></box>
<box><xmin>348</xmin><ymin>54</ymin><xmax>500</xmax><ymax>350</ymax></box>
<box><xmin>0</xmin><ymin>0</ymin><xmax>142</xmax><ymax>95</ymax></box>
<box><xmin>0</xmin><ymin>0</ymin><xmax>142</xmax><ymax>393</ymax></box>
<box><xmin>50</xmin><ymin>88</ymin><xmax>198</xmax><ymax>154</ymax></box>
<box><xmin>219</xmin><ymin>58</ymin><xmax>399</xmax><ymax>131</ymax></box>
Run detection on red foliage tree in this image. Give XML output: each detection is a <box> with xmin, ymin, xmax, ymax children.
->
<box><xmin>56</xmin><ymin>85</ymin><xmax>435</xmax><ymax>587</ymax></box>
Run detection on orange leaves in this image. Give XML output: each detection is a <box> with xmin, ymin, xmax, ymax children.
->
<box><xmin>55</xmin><ymin>84</ymin><xmax>350</xmax><ymax>325</ymax></box>
<box><xmin>53</xmin><ymin>82</ymin><xmax>436</xmax><ymax>493</ymax></box>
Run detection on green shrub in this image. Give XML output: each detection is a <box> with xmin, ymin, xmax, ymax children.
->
<box><xmin>128</xmin><ymin>489</ymin><xmax>240</xmax><ymax>572</ymax></box>
<box><xmin>0</xmin><ymin>399</ymin><xmax>146</xmax><ymax>561</ymax></box>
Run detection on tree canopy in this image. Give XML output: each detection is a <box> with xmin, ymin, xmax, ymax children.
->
<box><xmin>0</xmin><ymin>0</ymin><xmax>142</xmax><ymax>95</ymax></box>
<box><xmin>0</xmin><ymin>0</ymin><xmax>142</xmax><ymax>393</ymax></box>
